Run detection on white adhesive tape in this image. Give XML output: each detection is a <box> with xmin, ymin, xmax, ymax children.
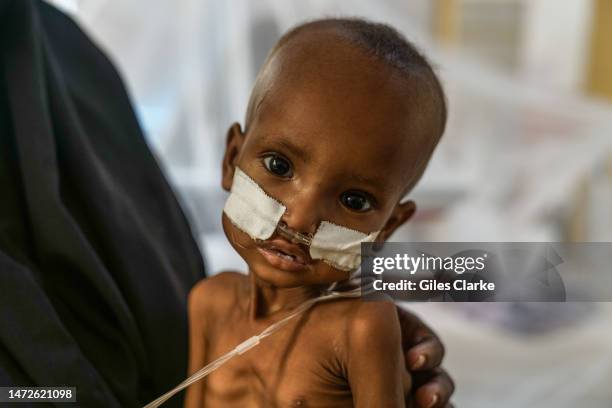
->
<box><xmin>310</xmin><ymin>221</ymin><xmax>379</xmax><ymax>271</ymax></box>
<box><xmin>223</xmin><ymin>168</ymin><xmax>286</xmax><ymax>240</ymax></box>
<box><xmin>223</xmin><ymin>167</ymin><xmax>379</xmax><ymax>271</ymax></box>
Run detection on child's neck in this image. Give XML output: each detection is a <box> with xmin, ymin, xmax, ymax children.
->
<box><xmin>247</xmin><ymin>272</ymin><xmax>326</xmax><ymax>319</ymax></box>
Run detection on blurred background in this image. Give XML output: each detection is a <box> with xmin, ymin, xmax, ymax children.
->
<box><xmin>47</xmin><ymin>1</ymin><xmax>612</xmax><ymax>406</ymax></box>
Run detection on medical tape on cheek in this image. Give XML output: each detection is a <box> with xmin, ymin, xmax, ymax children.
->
<box><xmin>223</xmin><ymin>168</ymin><xmax>286</xmax><ymax>241</ymax></box>
<box><xmin>223</xmin><ymin>167</ymin><xmax>379</xmax><ymax>271</ymax></box>
<box><xmin>310</xmin><ymin>221</ymin><xmax>379</xmax><ymax>271</ymax></box>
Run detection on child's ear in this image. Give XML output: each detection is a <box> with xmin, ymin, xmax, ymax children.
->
<box><xmin>377</xmin><ymin>200</ymin><xmax>416</xmax><ymax>242</ymax></box>
<box><xmin>221</xmin><ymin>122</ymin><xmax>246</xmax><ymax>191</ymax></box>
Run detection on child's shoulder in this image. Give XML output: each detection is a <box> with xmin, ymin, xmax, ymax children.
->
<box><xmin>346</xmin><ymin>298</ymin><xmax>400</xmax><ymax>339</ymax></box>
<box><xmin>312</xmin><ymin>298</ymin><xmax>403</xmax><ymax>382</ymax></box>
<box><xmin>329</xmin><ymin>299</ymin><xmax>408</xmax><ymax>393</ymax></box>
<box><xmin>315</xmin><ymin>297</ymin><xmax>400</xmax><ymax>345</ymax></box>
<box><xmin>188</xmin><ymin>271</ymin><xmax>248</xmax><ymax>315</ymax></box>
<box><xmin>320</xmin><ymin>295</ymin><xmax>398</xmax><ymax>320</ymax></box>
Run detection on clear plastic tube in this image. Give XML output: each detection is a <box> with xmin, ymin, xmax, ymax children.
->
<box><xmin>276</xmin><ymin>221</ymin><xmax>313</xmax><ymax>246</ymax></box>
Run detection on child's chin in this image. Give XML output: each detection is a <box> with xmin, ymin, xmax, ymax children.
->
<box><xmin>249</xmin><ymin>257</ymin><xmax>347</xmax><ymax>290</ymax></box>
<box><xmin>250</xmin><ymin>261</ymin><xmax>312</xmax><ymax>288</ymax></box>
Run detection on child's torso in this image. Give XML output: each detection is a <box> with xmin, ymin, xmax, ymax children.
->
<box><xmin>202</xmin><ymin>299</ymin><xmax>355</xmax><ymax>408</ymax></box>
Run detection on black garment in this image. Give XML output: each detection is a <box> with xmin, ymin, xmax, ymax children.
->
<box><xmin>0</xmin><ymin>1</ymin><xmax>206</xmax><ymax>407</ymax></box>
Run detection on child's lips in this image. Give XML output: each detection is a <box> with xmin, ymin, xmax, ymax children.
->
<box><xmin>257</xmin><ymin>239</ymin><xmax>311</xmax><ymax>271</ymax></box>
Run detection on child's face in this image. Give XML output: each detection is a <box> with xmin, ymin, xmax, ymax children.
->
<box><xmin>221</xmin><ymin>38</ymin><xmax>434</xmax><ymax>288</ymax></box>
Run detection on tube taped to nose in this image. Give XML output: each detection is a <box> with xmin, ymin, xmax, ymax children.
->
<box><xmin>223</xmin><ymin>167</ymin><xmax>379</xmax><ymax>271</ymax></box>
<box><xmin>310</xmin><ymin>221</ymin><xmax>378</xmax><ymax>271</ymax></box>
<box><xmin>223</xmin><ymin>168</ymin><xmax>286</xmax><ymax>240</ymax></box>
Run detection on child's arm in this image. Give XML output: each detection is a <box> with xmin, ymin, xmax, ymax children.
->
<box><xmin>184</xmin><ymin>280</ymin><xmax>209</xmax><ymax>408</ymax></box>
<box><xmin>346</xmin><ymin>301</ymin><xmax>409</xmax><ymax>408</ymax></box>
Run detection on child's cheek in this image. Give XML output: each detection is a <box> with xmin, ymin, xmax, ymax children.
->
<box><xmin>221</xmin><ymin>213</ymin><xmax>257</xmax><ymax>253</ymax></box>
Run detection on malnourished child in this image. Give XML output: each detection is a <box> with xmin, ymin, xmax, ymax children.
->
<box><xmin>186</xmin><ymin>17</ymin><xmax>447</xmax><ymax>408</ymax></box>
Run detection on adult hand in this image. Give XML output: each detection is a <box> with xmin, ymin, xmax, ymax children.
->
<box><xmin>398</xmin><ymin>306</ymin><xmax>455</xmax><ymax>408</ymax></box>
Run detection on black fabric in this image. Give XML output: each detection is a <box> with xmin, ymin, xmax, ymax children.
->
<box><xmin>0</xmin><ymin>1</ymin><xmax>206</xmax><ymax>406</ymax></box>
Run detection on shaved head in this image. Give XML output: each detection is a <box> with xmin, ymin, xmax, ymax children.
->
<box><xmin>246</xmin><ymin>20</ymin><xmax>445</xmax><ymax>134</ymax></box>
<box><xmin>242</xmin><ymin>17</ymin><xmax>447</xmax><ymax>193</ymax></box>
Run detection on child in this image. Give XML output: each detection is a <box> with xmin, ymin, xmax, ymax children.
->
<box><xmin>185</xmin><ymin>18</ymin><xmax>446</xmax><ymax>407</ymax></box>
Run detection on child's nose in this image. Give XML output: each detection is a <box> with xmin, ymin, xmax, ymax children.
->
<box><xmin>281</xmin><ymin>189</ymin><xmax>323</xmax><ymax>238</ymax></box>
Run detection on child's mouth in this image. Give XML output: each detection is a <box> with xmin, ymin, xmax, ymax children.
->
<box><xmin>257</xmin><ymin>240</ymin><xmax>309</xmax><ymax>272</ymax></box>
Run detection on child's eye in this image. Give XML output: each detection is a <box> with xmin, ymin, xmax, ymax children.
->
<box><xmin>340</xmin><ymin>191</ymin><xmax>373</xmax><ymax>212</ymax></box>
<box><xmin>262</xmin><ymin>154</ymin><xmax>293</xmax><ymax>178</ymax></box>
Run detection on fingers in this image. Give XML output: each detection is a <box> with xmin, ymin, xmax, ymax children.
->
<box><xmin>412</xmin><ymin>368</ymin><xmax>455</xmax><ymax>408</ymax></box>
<box><xmin>405</xmin><ymin>335</ymin><xmax>445</xmax><ymax>371</ymax></box>
<box><xmin>396</xmin><ymin>306</ymin><xmax>445</xmax><ymax>371</ymax></box>
<box><xmin>396</xmin><ymin>307</ymin><xmax>454</xmax><ymax>407</ymax></box>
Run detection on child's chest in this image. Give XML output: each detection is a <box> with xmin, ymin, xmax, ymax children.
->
<box><xmin>203</xmin><ymin>312</ymin><xmax>353</xmax><ymax>407</ymax></box>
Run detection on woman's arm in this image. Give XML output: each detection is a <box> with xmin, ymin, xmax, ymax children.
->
<box><xmin>347</xmin><ymin>301</ymin><xmax>410</xmax><ymax>408</ymax></box>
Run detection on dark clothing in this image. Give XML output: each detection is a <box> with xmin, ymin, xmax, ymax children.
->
<box><xmin>0</xmin><ymin>1</ymin><xmax>206</xmax><ymax>406</ymax></box>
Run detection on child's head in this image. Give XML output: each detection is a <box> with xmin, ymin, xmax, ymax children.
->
<box><xmin>221</xmin><ymin>18</ymin><xmax>446</xmax><ymax>288</ymax></box>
